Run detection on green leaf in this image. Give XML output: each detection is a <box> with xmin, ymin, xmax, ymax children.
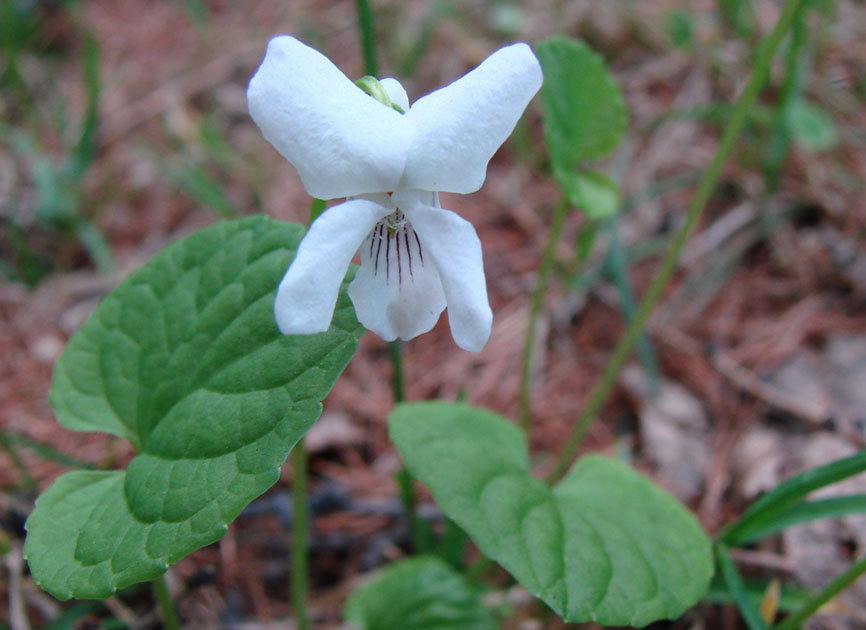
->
<box><xmin>535</xmin><ymin>37</ymin><xmax>627</xmax><ymax>170</ymax></box>
<box><xmin>785</xmin><ymin>99</ymin><xmax>837</xmax><ymax>153</ymax></box>
<box><xmin>665</xmin><ymin>10</ymin><xmax>695</xmax><ymax>48</ymax></box>
<box><xmin>344</xmin><ymin>556</ymin><xmax>497</xmax><ymax>630</ymax></box>
<box><xmin>24</xmin><ymin>216</ymin><xmax>363</xmax><ymax>599</ymax></box>
<box><xmin>388</xmin><ymin>402</ymin><xmax>713</xmax><ymax>627</ymax></box>
<box><xmin>557</xmin><ymin>169</ymin><xmax>620</xmax><ymax>220</ymax></box>
<box><xmin>720</xmin><ymin>451</ymin><xmax>866</xmax><ymax>546</ymax></box>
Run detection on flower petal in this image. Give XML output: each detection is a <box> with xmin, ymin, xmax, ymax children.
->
<box><xmin>348</xmin><ymin>215</ymin><xmax>446</xmax><ymax>342</ymax></box>
<box><xmin>379</xmin><ymin>78</ymin><xmax>410</xmax><ymax>112</ymax></box>
<box><xmin>248</xmin><ymin>36</ymin><xmax>411</xmax><ymax>199</ymax></box>
<box><xmin>400</xmin><ymin>42</ymin><xmax>543</xmax><ymax>194</ymax></box>
<box><xmin>399</xmin><ymin>197</ymin><xmax>492</xmax><ymax>352</ymax></box>
<box><xmin>275</xmin><ymin>198</ymin><xmax>391</xmax><ymax>335</ymax></box>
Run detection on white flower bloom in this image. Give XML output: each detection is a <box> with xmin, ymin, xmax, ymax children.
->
<box><xmin>248</xmin><ymin>35</ymin><xmax>542</xmax><ymax>352</ymax></box>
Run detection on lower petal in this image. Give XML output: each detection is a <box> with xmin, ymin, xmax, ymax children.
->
<box><xmin>348</xmin><ymin>214</ymin><xmax>447</xmax><ymax>342</ymax></box>
<box><xmin>401</xmin><ymin>202</ymin><xmax>492</xmax><ymax>352</ymax></box>
<box><xmin>274</xmin><ymin>198</ymin><xmax>390</xmax><ymax>335</ymax></box>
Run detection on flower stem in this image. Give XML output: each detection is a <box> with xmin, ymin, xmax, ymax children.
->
<box><xmin>356</xmin><ymin>0</ymin><xmax>378</xmax><ymax>77</ymax></box>
<box><xmin>290</xmin><ymin>439</ymin><xmax>310</xmax><ymax>630</ymax></box>
<box><xmin>518</xmin><ymin>197</ymin><xmax>569</xmax><ymax>432</ymax></box>
<box><xmin>152</xmin><ymin>574</ymin><xmax>180</xmax><ymax>630</ymax></box>
<box><xmin>388</xmin><ymin>340</ymin><xmax>404</xmax><ymax>404</ymax></box>
<box><xmin>389</xmin><ymin>340</ymin><xmax>425</xmax><ymax>552</ymax></box>
<box><xmin>546</xmin><ymin>0</ymin><xmax>806</xmax><ymax>484</ymax></box>
<box><xmin>775</xmin><ymin>555</ymin><xmax>866</xmax><ymax>630</ymax></box>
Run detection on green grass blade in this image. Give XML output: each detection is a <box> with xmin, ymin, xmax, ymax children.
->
<box><xmin>733</xmin><ymin>495</ymin><xmax>866</xmax><ymax>545</ymax></box>
<box><xmin>716</xmin><ymin>544</ymin><xmax>770</xmax><ymax>630</ymax></box>
<box><xmin>704</xmin><ymin>574</ymin><xmax>812</xmax><ymax>613</ymax></box>
<box><xmin>720</xmin><ymin>452</ymin><xmax>866</xmax><ymax>545</ymax></box>
<box><xmin>69</xmin><ymin>31</ymin><xmax>100</xmax><ymax>179</ymax></box>
<box><xmin>1</xmin><ymin>432</ymin><xmax>100</xmax><ymax>470</ymax></box>
<box><xmin>604</xmin><ymin>217</ymin><xmax>659</xmax><ymax>395</ymax></box>
<box><xmin>776</xmin><ymin>555</ymin><xmax>866</xmax><ymax>630</ymax></box>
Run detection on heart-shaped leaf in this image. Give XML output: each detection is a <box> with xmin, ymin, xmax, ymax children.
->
<box><xmin>389</xmin><ymin>402</ymin><xmax>713</xmax><ymax>627</ymax></box>
<box><xmin>24</xmin><ymin>216</ymin><xmax>363</xmax><ymax>599</ymax></box>
<box><xmin>343</xmin><ymin>556</ymin><xmax>497</xmax><ymax>630</ymax></box>
<box><xmin>535</xmin><ymin>37</ymin><xmax>627</xmax><ymax>171</ymax></box>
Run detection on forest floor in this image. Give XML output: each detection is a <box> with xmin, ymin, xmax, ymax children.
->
<box><xmin>2</xmin><ymin>0</ymin><xmax>866</xmax><ymax>628</ymax></box>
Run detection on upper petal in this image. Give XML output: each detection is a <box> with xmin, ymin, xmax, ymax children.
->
<box><xmin>400</xmin><ymin>43</ymin><xmax>543</xmax><ymax>194</ymax></box>
<box><xmin>274</xmin><ymin>198</ymin><xmax>391</xmax><ymax>335</ymax></box>
<box><xmin>248</xmin><ymin>36</ymin><xmax>411</xmax><ymax>199</ymax></box>
<box><xmin>401</xmin><ymin>199</ymin><xmax>492</xmax><ymax>352</ymax></box>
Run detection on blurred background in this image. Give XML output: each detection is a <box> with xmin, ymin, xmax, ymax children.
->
<box><xmin>1</xmin><ymin>0</ymin><xmax>865</xmax><ymax>628</ymax></box>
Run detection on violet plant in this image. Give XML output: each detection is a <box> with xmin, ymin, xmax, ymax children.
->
<box><xmin>23</xmin><ymin>1</ymin><xmax>866</xmax><ymax>628</ymax></box>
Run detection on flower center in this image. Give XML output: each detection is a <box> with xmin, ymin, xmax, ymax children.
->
<box><xmin>366</xmin><ymin>209</ymin><xmax>424</xmax><ymax>286</ymax></box>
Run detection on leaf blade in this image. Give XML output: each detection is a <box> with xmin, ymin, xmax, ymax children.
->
<box><xmin>343</xmin><ymin>556</ymin><xmax>497</xmax><ymax>630</ymax></box>
<box><xmin>720</xmin><ymin>451</ymin><xmax>866</xmax><ymax>546</ymax></box>
<box><xmin>535</xmin><ymin>37</ymin><xmax>627</xmax><ymax>170</ymax></box>
<box><xmin>388</xmin><ymin>401</ymin><xmax>713</xmax><ymax>626</ymax></box>
<box><xmin>26</xmin><ymin>216</ymin><xmax>363</xmax><ymax>599</ymax></box>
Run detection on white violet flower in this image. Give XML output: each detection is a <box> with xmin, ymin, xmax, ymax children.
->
<box><xmin>248</xmin><ymin>36</ymin><xmax>542</xmax><ymax>352</ymax></box>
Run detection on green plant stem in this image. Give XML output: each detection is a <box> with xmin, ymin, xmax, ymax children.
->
<box><xmin>389</xmin><ymin>340</ymin><xmax>424</xmax><ymax>552</ymax></box>
<box><xmin>764</xmin><ymin>2</ymin><xmax>806</xmax><ymax>188</ymax></box>
<box><xmin>388</xmin><ymin>340</ymin><xmax>404</xmax><ymax>403</ymax></box>
<box><xmin>152</xmin><ymin>574</ymin><xmax>181</xmax><ymax>630</ymax></box>
<box><xmin>547</xmin><ymin>0</ymin><xmax>806</xmax><ymax>484</ymax></box>
<box><xmin>291</xmin><ymin>440</ymin><xmax>310</xmax><ymax>630</ymax></box>
<box><xmin>776</xmin><ymin>555</ymin><xmax>866</xmax><ymax>630</ymax></box>
<box><xmin>518</xmin><ymin>197</ymin><xmax>569</xmax><ymax>431</ymax></box>
<box><xmin>356</xmin><ymin>0</ymin><xmax>378</xmax><ymax>77</ymax></box>
<box><xmin>307</xmin><ymin>198</ymin><xmax>326</xmax><ymax>227</ymax></box>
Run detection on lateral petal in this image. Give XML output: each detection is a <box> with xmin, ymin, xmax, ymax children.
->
<box><xmin>248</xmin><ymin>36</ymin><xmax>411</xmax><ymax>199</ymax></box>
<box><xmin>274</xmin><ymin>198</ymin><xmax>391</xmax><ymax>335</ymax></box>
<box><xmin>401</xmin><ymin>200</ymin><xmax>492</xmax><ymax>352</ymax></box>
<box><xmin>400</xmin><ymin>42</ymin><xmax>542</xmax><ymax>194</ymax></box>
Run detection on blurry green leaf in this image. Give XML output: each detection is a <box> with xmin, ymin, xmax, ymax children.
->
<box><xmin>535</xmin><ymin>37</ymin><xmax>627</xmax><ymax>170</ymax></box>
<box><xmin>68</xmin><ymin>31</ymin><xmax>100</xmax><ymax>179</ymax></box>
<box><xmin>389</xmin><ymin>402</ymin><xmax>713</xmax><ymax>626</ymax></box>
<box><xmin>666</xmin><ymin>10</ymin><xmax>694</xmax><ymax>48</ymax></box>
<box><xmin>557</xmin><ymin>169</ymin><xmax>620</xmax><ymax>220</ymax></box>
<box><xmin>344</xmin><ymin>556</ymin><xmax>497</xmax><ymax>630</ymax></box>
<box><xmin>75</xmin><ymin>220</ymin><xmax>114</xmax><ymax>272</ymax></box>
<box><xmin>41</xmin><ymin>601</ymin><xmax>103</xmax><ymax>630</ymax></box>
<box><xmin>25</xmin><ymin>216</ymin><xmax>363</xmax><ymax>599</ymax></box>
<box><xmin>489</xmin><ymin>3</ymin><xmax>523</xmax><ymax>37</ymax></box>
<box><xmin>785</xmin><ymin>99</ymin><xmax>837</xmax><ymax>153</ymax></box>
<box><xmin>720</xmin><ymin>451</ymin><xmax>866</xmax><ymax>546</ymax></box>
<box><xmin>717</xmin><ymin>0</ymin><xmax>755</xmax><ymax>38</ymax></box>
